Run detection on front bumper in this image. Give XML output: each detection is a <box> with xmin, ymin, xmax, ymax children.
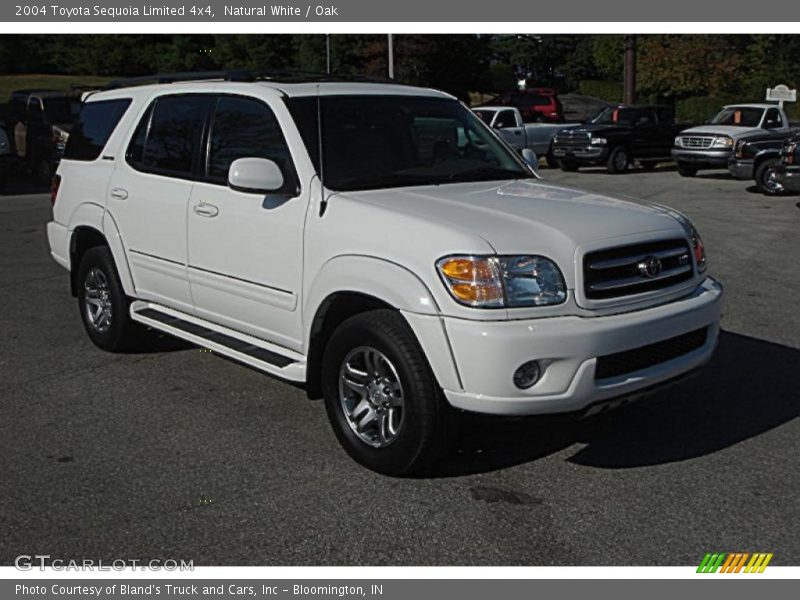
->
<box><xmin>773</xmin><ymin>164</ymin><xmax>800</xmax><ymax>192</ymax></box>
<box><xmin>552</xmin><ymin>145</ymin><xmax>608</xmax><ymax>164</ymax></box>
<box><xmin>441</xmin><ymin>277</ymin><xmax>723</xmax><ymax>416</ymax></box>
<box><xmin>672</xmin><ymin>148</ymin><xmax>731</xmax><ymax>168</ymax></box>
<box><xmin>728</xmin><ymin>158</ymin><xmax>754</xmax><ymax>180</ymax></box>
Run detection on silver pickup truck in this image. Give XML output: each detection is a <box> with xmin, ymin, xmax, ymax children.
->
<box><xmin>473</xmin><ymin>106</ymin><xmax>580</xmax><ymax>167</ymax></box>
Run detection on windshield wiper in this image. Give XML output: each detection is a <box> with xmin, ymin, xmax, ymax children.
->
<box><xmin>446</xmin><ymin>166</ymin><xmax>531</xmax><ymax>183</ymax></box>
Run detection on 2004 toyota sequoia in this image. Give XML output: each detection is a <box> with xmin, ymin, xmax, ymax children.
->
<box><xmin>47</xmin><ymin>72</ymin><xmax>723</xmax><ymax>474</ymax></box>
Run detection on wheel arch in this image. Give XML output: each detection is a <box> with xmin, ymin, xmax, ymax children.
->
<box><xmin>303</xmin><ymin>255</ymin><xmax>460</xmax><ymax>400</ymax></box>
<box><xmin>68</xmin><ymin>204</ymin><xmax>135</xmax><ymax>298</ymax></box>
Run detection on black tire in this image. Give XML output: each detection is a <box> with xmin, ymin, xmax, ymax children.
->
<box><xmin>546</xmin><ymin>144</ymin><xmax>559</xmax><ymax>168</ymax></box>
<box><xmin>35</xmin><ymin>158</ymin><xmax>53</xmax><ymax>186</ymax></box>
<box><xmin>640</xmin><ymin>160</ymin><xmax>659</xmax><ymax>171</ymax></box>
<box><xmin>560</xmin><ymin>159</ymin><xmax>579</xmax><ymax>172</ymax></box>
<box><xmin>754</xmin><ymin>158</ymin><xmax>784</xmax><ymax>196</ymax></box>
<box><xmin>321</xmin><ymin>309</ymin><xmax>457</xmax><ymax>476</ymax></box>
<box><xmin>76</xmin><ymin>246</ymin><xmax>142</xmax><ymax>352</ymax></box>
<box><xmin>677</xmin><ymin>162</ymin><xmax>698</xmax><ymax>177</ymax></box>
<box><xmin>606</xmin><ymin>147</ymin><xmax>629</xmax><ymax>174</ymax></box>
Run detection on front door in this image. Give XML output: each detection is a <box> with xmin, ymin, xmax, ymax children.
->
<box><xmin>186</xmin><ymin>94</ymin><xmax>307</xmax><ymax>349</ymax></box>
<box><xmin>495</xmin><ymin>109</ymin><xmax>524</xmax><ymax>151</ymax></box>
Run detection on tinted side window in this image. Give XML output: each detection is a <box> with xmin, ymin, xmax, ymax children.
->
<box><xmin>496</xmin><ymin>110</ymin><xmax>516</xmax><ymax>128</ymax></box>
<box><xmin>206</xmin><ymin>96</ymin><xmax>295</xmax><ymax>190</ymax></box>
<box><xmin>766</xmin><ymin>108</ymin><xmax>782</xmax><ymax>126</ymax></box>
<box><xmin>63</xmin><ymin>99</ymin><xmax>131</xmax><ymax>161</ymax></box>
<box><xmin>127</xmin><ymin>95</ymin><xmax>211</xmax><ymax>178</ymax></box>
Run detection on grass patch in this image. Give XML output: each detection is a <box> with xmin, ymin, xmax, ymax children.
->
<box><xmin>0</xmin><ymin>74</ymin><xmax>114</xmax><ymax>103</ymax></box>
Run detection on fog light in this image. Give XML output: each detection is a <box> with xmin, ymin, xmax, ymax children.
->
<box><xmin>513</xmin><ymin>360</ymin><xmax>541</xmax><ymax>389</ymax></box>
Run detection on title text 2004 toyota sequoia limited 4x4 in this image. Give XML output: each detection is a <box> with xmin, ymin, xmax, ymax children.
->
<box><xmin>47</xmin><ymin>73</ymin><xmax>723</xmax><ymax>475</ymax></box>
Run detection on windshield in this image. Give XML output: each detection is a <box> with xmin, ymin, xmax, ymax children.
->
<box><xmin>710</xmin><ymin>107</ymin><xmax>764</xmax><ymax>127</ymax></box>
<box><xmin>590</xmin><ymin>106</ymin><xmax>640</xmax><ymax>125</ymax></box>
<box><xmin>287</xmin><ymin>95</ymin><xmax>532</xmax><ymax>192</ymax></box>
<box><xmin>43</xmin><ymin>97</ymin><xmax>79</xmax><ymax>123</ymax></box>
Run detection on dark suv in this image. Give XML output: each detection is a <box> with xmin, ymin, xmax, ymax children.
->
<box><xmin>768</xmin><ymin>133</ymin><xmax>800</xmax><ymax>195</ymax></box>
<box><xmin>481</xmin><ymin>88</ymin><xmax>563</xmax><ymax>123</ymax></box>
<box><xmin>552</xmin><ymin>105</ymin><xmax>682</xmax><ymax>174</ymax></box>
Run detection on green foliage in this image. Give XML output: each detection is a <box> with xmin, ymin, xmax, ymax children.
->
<box><xmin>577</xmin><ymin>80</ymin><xmax>622</xmax><ymax>103</ymax></box>
<box><xmin>1</xmin><ymin>33</ymin><xmax>800</xmax><ymax>117</ymax></box>
<box><xmin>592</xmin><ymin>36</ymin><xmax>624</xmax><ymax>80</ymax></box>
<box><xmin>675</xmin><ymin>96</ymin><xmax>739</xmax><ymax>124</ymax></box>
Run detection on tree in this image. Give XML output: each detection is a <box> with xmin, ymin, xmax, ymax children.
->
<box><xmin>636</xmin><ymin>35</ymin><xmax>745</xmax><ymax>99</ymax></box>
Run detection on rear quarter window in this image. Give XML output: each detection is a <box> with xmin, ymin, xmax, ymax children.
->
<box><xmin>63</xmin><ymin>99</ymin><xmax>132</xmax><ymax>161</ymax></box>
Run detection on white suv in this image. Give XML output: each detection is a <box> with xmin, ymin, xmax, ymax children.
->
<box><xmin>47</xmin><ymin>73</ymin><xmax>723</xmax><ymax>475</ymax></box>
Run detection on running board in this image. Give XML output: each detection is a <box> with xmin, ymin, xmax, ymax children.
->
<box><xmin>130</xmin><ymin>301</ymin><xmax>306</xmax><ymax>382</ymax></box>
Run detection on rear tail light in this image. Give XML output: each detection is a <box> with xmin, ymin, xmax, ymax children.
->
<box><xmin>50</xmin><ymin>174</ymin><xmax>61</xmax><ymax>206</ymax></box>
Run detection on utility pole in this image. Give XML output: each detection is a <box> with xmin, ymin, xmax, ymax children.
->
<box><xmin>623</xmin><ymin>35</ymin><xmax>636</xmax><ymax>105</ymax></box>
<box><xmin>388</xmin><ymin>34</ymin><xmax>394</xmax><ymax>79</ymax></box>
<box><xmin>326</xmin><ymin>34</ymin><xmax>331</xmax><ymax>74</ymax></box>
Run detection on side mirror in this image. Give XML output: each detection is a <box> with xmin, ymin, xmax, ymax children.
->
<box><xmin>228</xmin><ymin>157</ymin><xmax>284</xmax><ymax>194</ymax></box>
<box><xmin>521</xmin><ymin>148</ymin><xmax>539</xmax><ymax>173</ymax></box>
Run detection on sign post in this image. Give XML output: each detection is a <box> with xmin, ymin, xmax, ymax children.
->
<box><xmin>766</xmin><ymin>84</ymin><xmax>797</xmax><ymax>108</ymax></box>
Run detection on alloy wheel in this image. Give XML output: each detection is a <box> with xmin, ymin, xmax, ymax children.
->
<box><xmin>338</xmin><ymin>346</ymin><xmax>406</xmax><ymax>448</ymax></box>
<box><xmin>83</xmin><ymin>267</ymin><xmax>113</xmax><ymax>333</ymax></box>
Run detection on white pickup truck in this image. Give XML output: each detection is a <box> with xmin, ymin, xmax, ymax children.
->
<box><xmin>473</xmin><ymin>106</ymin><xmax>581</xmax><ymax>166</ymax></box>
<box><xmin>672</xmin><ymin>103</ymin><xmax>793</xmax><ymax>176</ymax></box>
<box><xmin>47</xmin><ymin>74</ymin><xmax>722</xmax><ymax>475</ymax></box>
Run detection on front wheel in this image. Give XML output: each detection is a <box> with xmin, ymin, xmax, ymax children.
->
<box><xmin>755</xmin><ymin>159</ymin><xmax>784</xmax><ymax>196</ymax></box>
<box><xmin>677</xmin><ymin>162</ymin><xmax>698</xmax><ymax>177</ymax></box>
<box><xmin>321</xmin><ymin>309</ymin><xmax>457</xmax><ymax>476</ymax></box>
<box><xmin>560</xmin><ymin>159</ymin><xmax>579</xmax><ymax>172</ymax></box>
<box><xmin>606</xmin><ymin>147</ymin><xmax>630</xmax><ymax>174</ymax></box>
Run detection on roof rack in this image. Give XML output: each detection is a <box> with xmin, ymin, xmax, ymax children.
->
<box><xmin>103</xmin><ymin>69</ymin><xmax>399</xmax><ymax>91</ymax></box>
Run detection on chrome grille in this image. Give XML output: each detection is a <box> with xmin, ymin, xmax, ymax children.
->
<box><xmin>583</xmin><ymin>238</ymin><xmax>693</xmax><ymax>300</ymax></box>
<box><xmin>678</xmin><ymin>136</ymin><xmax>715</xmax><ymax>149</ymax></box>
<box><xmin>555</xmin><ymin>131</ymin><xmax>591</xmax><ymax>147</ymax></box>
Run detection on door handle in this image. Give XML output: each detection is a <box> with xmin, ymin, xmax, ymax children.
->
<box><xmin>110</xmin><ymin>188</ymin><xmax>128</xmax><ymax>200</ymax></box>
<box><xmin>193</xmin><ymin>202</ymin><xmax>219</xmax><ymax>218</ymax></box>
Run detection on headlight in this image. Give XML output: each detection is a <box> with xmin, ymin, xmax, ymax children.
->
<box><xmin>711</xmin><ymin>137</ymin><xmax>733</xmax><ymax>149</ymax></box>
<box><xmin>436</xmin><ymin>255</ymin><xmax>567</xmax><ymax>308</ymax></box>
<box><xmin>670</xmin><ymin>212</ymin><xmax>707</xmax><ymax>273</ymax></box>
<box><xmin>590</xmin><ymin>137</ymin><xmax>607</xmax><ymax>146</ymax></box>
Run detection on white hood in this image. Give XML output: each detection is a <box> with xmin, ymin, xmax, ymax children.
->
<box><xmin>678</xmin><ymin>124</ymin><xmax>761</xmax><ymax>138</ymax></box>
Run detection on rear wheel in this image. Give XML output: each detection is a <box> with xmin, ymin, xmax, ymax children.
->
<box><xmin>35</xmin><ymin>158</ymin><xmax>52</xmax><ymax>185</ymax></box>
<box><xmin>77</xmin><ymin>246</ymin><xmax>143</xmax><ymax>352</ymax></box>
<box><xmin>755</xmin><ymin>158</ymin><xmax>784</xmax><ymax>196</ymax></box>
<box><xmin>606</xmin><ymin>147</ymin><xmax>630</xmax><ymax>174</ymax></box>
<box><xmin>321</xmin><ymin>309</ymin><xmax>457</xmax><ymax>476</ymax></box>
<box><xmin>677</xmin><ymin>162</ymin><xmax>698</xmax><ymax>177</ymax></box>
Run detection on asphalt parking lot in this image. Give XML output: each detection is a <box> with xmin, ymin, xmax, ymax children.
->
<box><xmin>1</xmin><ymin>165</ymin><xmax>798</xmax><ymax>566</ymax></box>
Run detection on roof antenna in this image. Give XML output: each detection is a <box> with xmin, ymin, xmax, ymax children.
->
<box><xmin>317</xmin><ymin>85</ymin><xmax>328</xmax><ymax>216</ymax></box>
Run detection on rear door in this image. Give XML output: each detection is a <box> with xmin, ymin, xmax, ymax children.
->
<box><xmin>630</xmin><ymin>108</ymin><xmax>658</xmax><ymax>158</ymax></box>
<box><xmin>106</xmin><ymin>93</ymin><xmax>213</xmax><ymax>313</ymax></box>
<box><xmin>186</xmin><ymin>93</ymin><xmax>307</xmax><ymax>348</ymax></box>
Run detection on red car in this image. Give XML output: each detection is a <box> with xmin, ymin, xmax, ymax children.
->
<box><xmin>481</xmin><ymin>88</ymin><xmax>564</xmax><ymax>123</ymax></box>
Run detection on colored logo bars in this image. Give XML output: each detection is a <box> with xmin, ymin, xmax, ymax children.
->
<box><xmin>697</xmin><ymin>552</ymin><xmax>773</xmax><ymax>573</ymax></box>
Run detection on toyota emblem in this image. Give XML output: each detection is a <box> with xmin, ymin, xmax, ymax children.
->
<box><xmin>637</xmin><ymin>256</ymin><xmax>663</xmax><ymax>278</ymax></box>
